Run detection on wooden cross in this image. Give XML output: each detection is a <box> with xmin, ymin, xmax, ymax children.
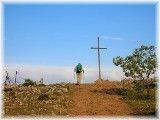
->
<box><xmin>91</xmin><ymin>37</ymin><xmax>107</xmax><ymax>80</ymax></box>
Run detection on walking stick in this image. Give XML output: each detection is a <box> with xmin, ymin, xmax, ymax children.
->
<box><xmin>74</xmin><ymin>71</ymin><xmax>75</xmax><ymax>82</ymax></box>
<box><xmin>83</xmin><ymin>70</ymin><xmax>84</xmax><ymax>82</ymax></box>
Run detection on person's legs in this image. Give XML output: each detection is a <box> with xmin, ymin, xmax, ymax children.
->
<box><xmin>76</xmin><ymin>72</ymin><xmax>82</xmax><ymax>84</ymax></box>
<box><xmin>76</xmin><ymin>73</ymin><xmax>79</xmax><ymax>84</ymax></box>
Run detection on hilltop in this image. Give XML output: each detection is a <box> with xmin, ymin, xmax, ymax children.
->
<box><xmin>3</xmin><ymin>79</ymin><xmax>156</xmax><ymax>116</ymax></box>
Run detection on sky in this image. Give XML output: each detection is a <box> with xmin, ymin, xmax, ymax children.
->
<box><xmin>4</xmin><ymin>3</ymin><xmax>156</xmax><ymax>84</ymax></box>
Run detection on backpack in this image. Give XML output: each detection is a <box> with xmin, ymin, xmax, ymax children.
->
<box><xmin>76</xmin><ymin>64</ymin><xmax>82</xmax><ymax>73</ymax></box>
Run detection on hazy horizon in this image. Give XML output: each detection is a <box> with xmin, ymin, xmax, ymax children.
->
<box><xmin>5</xmin><ymin>63</ymin><xmax>125</xmax><ymax>84</ymax></box>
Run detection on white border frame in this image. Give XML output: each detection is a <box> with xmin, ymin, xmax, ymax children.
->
<box><xmin>0</xmin><ymin>0</ymin><xmax>159</xmax><ymax>120</ymax></box>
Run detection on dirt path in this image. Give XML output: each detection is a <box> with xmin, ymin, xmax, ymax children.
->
<box><xmin>68</xmin><ymin>81</ymin><xmax>132</xmax><ymax>116</ymax></box>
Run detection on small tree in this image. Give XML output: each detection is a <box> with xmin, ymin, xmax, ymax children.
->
<box><xmin>113</xmin><ymin>45</ymin><xmax>157</xmax><ymax>80</ymax></box>
<box><xmin>113</xmin><ymin>45</ymin><xmax>157</xmax><ymax>97</ymax></box>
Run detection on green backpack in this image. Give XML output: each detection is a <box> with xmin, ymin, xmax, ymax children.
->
<box><xmin>76</xmin><ymin>63</ymin><xmax>82</xmax><ymax>73</ymax></box>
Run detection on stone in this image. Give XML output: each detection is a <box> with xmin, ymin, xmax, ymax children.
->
<box><xmin>61</xmin><ymin>88</ymin><xmax>68</xmax><ymax>93</ymax></box>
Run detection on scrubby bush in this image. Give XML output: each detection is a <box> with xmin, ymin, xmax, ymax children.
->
<box><xmin>22</xmin><ymin>79</ymin><xmax>35</xmax><ymax>86</ymax></box>
<box><xmin>124</xmin><ymin>89</ymin><xmax>151</xmax><ymax>100</ymax></box>
<box><xmin>128</xmin><ymin>79</ymin><xmax>156</xmax><ymax>100</ymax></box>
<box><xmin>38</xmin><ymin>93</ymin><xmax>49</xmax><ymax>100</ymax></box>
<box><xmin>4</xmin><ymin>88</ymin><xmax>13</xmax><ymax>92</ymax></box>
<box><xmin>104</xmin><ymin>88</ymin><xmax>127</xmax><ymax>96</ymax></box>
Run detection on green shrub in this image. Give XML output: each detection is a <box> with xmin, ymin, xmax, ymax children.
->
<box><xmin>127</xmin><ymin>80</ymin><xmax>155</xmax><ymax>100</ymax></box>
<box><xmin>124</xmin><ymin>89</ymin><xmax>152</xmax><ymax>100</ymax></box>
<box><xmin>144</xmin><ymin>83</ymin><xmax>157</xmax><ymax>89</ymax></box>
<box><xmin>22</xmin><ymin>79</ymin><xmax>35</xmax><ymax>86</ymax></box>
<box><xmin>105</xmin><ymin>88</ymin><xmax>128</xmax><ymax>96</ymax></box>
<box><xmin>132</xmin><ymin>80</ymin><xmax>144</xmax><ymax>91</ymax></box>
<box><xmin>38</xmin><ymin>93</ymin><xmax>49</xmax><ymax>100</ymax></box>
<box><xmin>4</xmin><ymin>88</ymin><xmax>13</xmax><ymax>92</ymax></box>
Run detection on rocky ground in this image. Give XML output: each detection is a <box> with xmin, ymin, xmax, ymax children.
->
<box><xmin>3</xmin><ymin>83</ymin><xmax>72</xmax><ymax>116</ymax></box>
<box><xmin>3</xmin><ymin>80</ymin><xmax>156</xmax><ymax>117</ymax></box>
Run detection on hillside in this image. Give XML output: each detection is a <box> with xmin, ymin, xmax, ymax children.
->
<box><xmin>3</xmin><ymin>80</ymin><xmax>156</xmax><ymax>116</ymax></box>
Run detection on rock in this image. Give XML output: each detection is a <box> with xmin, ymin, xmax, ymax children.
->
<box><xmin>51</xmin><ymin>86</ymin><xmax>56</xmax><ymax>91</ymax></box>
<box><xmin>19</xmin><ymin>101</ymin><xmax>23</xmax><ymax>106</ymax></box>
<box><xmin>61</xmin><ymin>88</ymin><xmax>68</xmax><ymax>93</ymax></box>
<box><xmin>52</xmin><ymin>111</ymin><xmax>55</xmax><ymax>115</ymax></box>
<box><xmin>56</xmin><ymin>89</ymin><xmax>63</xmax><ymax>95</ymax></box>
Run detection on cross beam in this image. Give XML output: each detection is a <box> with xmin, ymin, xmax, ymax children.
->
<box><xmin>91</xmin><ymin>47</ymin><xmax>107</xmax><ymax>49</ymax></box>
<box><xmin>91</xmin><ymin>37</ymin><xmax>107</xmax><ymax>80</ymax></box>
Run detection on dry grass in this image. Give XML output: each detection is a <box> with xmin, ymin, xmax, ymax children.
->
<box><xmin>3</xmin><ymin>79</ymin><xmax>157</xmax><ymax>117</ymax></box>
<box><xmin>3</xmin><ymin>84</ymin><xmax>72</xmax><ymax>116</ymax></box>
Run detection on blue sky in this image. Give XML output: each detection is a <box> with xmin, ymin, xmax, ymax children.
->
<box><xmin>4</xmin><ymin>4</ymin><xmax>156</xmax><ymax>83</ymax></box>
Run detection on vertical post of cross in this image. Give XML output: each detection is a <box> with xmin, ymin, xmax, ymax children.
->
<box><xmin>41</xmin><ymin>78</ymin><xmax>43</xmax><ymax>84</ymax></box>
<box><xmin>97</xmin><ymin>37</ymin><xmax>101</xmax><ymax>80</ymax></box>
<box><xmin>15</xmin><ymin>71</ymin><xmax>18</xmax><ymax>84</ymax></box>
<box><xmin>91</xmin><ymin>36</ymin><xmax>107</xmax><ymax>80</ymax></box>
